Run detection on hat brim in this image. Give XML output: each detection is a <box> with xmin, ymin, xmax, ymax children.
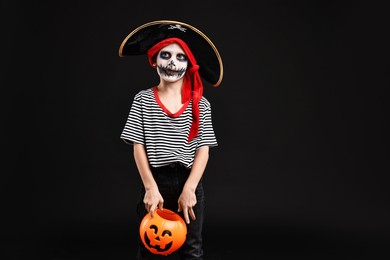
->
<box><xmin>119</xmin><ymin>20</ymin><xmax>223</xmax><ymax>87</ymax></box>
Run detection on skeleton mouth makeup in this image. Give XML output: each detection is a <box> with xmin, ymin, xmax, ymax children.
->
<box><xmin>157</xmin><ymin>65</ymin><xmax>186</xmax><ymax>78</ymax></box>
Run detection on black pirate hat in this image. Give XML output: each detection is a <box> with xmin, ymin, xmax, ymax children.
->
<box><xmin>119</xmin><ymin>20</ymin><xmax>223</xmax><ymax>87</ymax></box>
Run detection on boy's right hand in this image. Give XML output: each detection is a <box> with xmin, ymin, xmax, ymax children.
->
<box><xmin>144</xmin><ymin>187</ymin><xmax>164</xmax><ymax>217</ymax></box>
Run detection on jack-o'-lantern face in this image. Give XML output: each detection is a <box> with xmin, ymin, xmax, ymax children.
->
<box><xmin>140</xmin><ymin>209</ymin><xmax>187</xmax><ymax>255</ymax></box>
<box><xmin>144</xmin><ymin>224</ymin><xmax>173</xmax><ymax>252</ymax></box>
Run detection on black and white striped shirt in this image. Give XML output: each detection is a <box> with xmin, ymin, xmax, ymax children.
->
<box><xmin>121</xmin><ymin>87</ymin><xmax>218</xmax><ymax>169</ymax></box>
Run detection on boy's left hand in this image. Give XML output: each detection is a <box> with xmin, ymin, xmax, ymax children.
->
<box><xmin>177</xmin><ymin>188</ymin><xmax>197</xmax><ymax>224</ymax></box>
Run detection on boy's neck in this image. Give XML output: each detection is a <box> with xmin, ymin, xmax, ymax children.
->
<box><xmin>157</xmin><ymin>79</ymin><xmax>183</xmax><ymax>96</ymax></box>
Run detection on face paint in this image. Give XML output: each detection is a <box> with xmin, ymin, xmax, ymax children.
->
<box><xmin>156</xmin><ymin>43</ymin><xmax>188</xmax><ymax>82</ymax></box>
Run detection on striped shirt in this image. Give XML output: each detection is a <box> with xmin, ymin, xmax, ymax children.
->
<box><xmin>120</xmin><ymin>87</ymin><xmax>218</xmax><ymax>169</ymax></box>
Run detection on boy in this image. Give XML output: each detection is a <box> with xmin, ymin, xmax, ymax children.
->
<box><xmin>119</xmin><ymin>20</ymin><xmax>223</xmax><ymax>259</ymax></box>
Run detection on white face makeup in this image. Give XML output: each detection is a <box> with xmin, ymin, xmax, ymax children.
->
<box><xmin>156</xmin><ymin>43</ymin><xmax>188</xmax><ymax>82</ymax></box>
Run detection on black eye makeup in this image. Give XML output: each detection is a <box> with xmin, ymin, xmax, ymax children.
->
<box><xmin>176</xmin><ymin>53</ymin><xmax>188</xmax><ymax>62</ymax></box>
<box><xmin>159</xmin><ymin>51</ymin><xmax>187</xmax><ymax>62</ymax></box>
<box><xmin>159</xmin><ymin>51</ymin><xmax>171</xmax><ymax>60</ymax></box>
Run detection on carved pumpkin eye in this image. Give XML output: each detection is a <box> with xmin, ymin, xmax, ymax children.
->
<box><xmin>150</xmin><ymin>225</ymin><xmax>158</xmax><ymax>234</ymax></box>
<box><xmin>162</xmin><ymin>230</ymin><xmax>171</xmax><ymax>237</ymax></box>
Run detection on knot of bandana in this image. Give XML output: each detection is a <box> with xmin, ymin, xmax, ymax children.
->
<box><xmin>147</xmin><ymin>37</ymin><xmax>203</xmax><ymax>143</ymax></box>
<box><xmin>189</xmin><ymin>64</ymin><xmax>199</xmax><ymax>73</ymax></box>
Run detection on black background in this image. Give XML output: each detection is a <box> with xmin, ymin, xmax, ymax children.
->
<box><xmin>1</xmin><ymin>0</ymin><xmax>389</xmax><ymax>259</ymax></box>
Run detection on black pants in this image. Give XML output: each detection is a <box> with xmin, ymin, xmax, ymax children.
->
<box><xmin>136</xmin><ymin>163</ymin><xmax>205</xmax><ymax>260</ymax></box>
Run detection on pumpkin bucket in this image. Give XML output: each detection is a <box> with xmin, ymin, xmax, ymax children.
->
<box><xmin>139</xmin><ymin>208</ymin><xmax>187</xmax><ymax>255</ymax></box>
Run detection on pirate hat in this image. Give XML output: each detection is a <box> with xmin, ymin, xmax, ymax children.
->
<box><xmin>119</xmin><ymin>20</ymin><xmax>223</xmax><ymax>86</ymax></box>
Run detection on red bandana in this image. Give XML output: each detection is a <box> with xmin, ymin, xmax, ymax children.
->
<box><xmin>147</xmin><ymin>38</ymin><xmax>203</xmax><ymax>142</ymax></box>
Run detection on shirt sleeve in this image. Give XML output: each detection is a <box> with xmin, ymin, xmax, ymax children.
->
<box><xmin>197</xmin><ymin>101</ymin><xmax>218</xmax><ymax>149</ymax></box>
<box><xmin>120</xmin><ymin>93</ymin><xmax>145</xmax><ymax>145</ymax></box>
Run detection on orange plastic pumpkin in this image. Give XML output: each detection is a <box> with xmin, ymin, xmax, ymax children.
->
<box><xmin>139</xmin><ymin>208</ymin><xmax>187</xmax><ymax>255</ymax></box>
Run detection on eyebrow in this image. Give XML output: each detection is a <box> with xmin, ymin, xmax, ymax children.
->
<box><xmin>162</xmin><ymin>50</ymin><xmax>185</xmax><ymax>54</ymax></box>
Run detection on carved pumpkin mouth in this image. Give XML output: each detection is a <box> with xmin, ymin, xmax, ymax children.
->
<box><xmin>144</xmin><ymin>232</ymin><xmax>173</xmax><ymax>252</ymax></box>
